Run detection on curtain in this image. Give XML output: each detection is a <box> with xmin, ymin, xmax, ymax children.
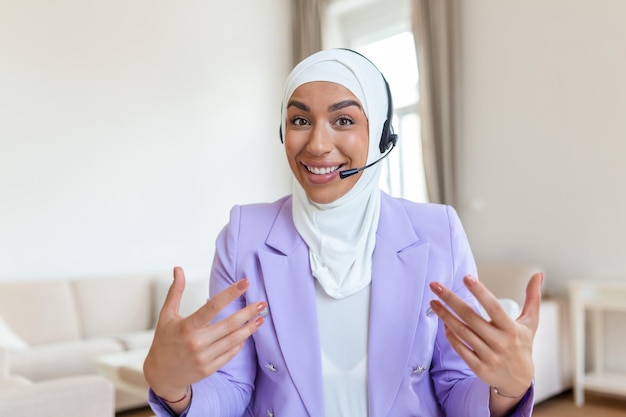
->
<box><xmin>291</xmin><ymin>0</ymin><xmax>327</xmax><ymax>67</ymax></box>
<box><xmin>411</xmin><ymin>0</ymin><xmax>458</xmax><ymax>205</ymax></box>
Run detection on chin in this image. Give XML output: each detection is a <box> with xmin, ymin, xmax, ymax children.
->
<box><xmin>304</xmin><ymin>187</ymin><xmax>352</xmax><ymax>205</ymax></box>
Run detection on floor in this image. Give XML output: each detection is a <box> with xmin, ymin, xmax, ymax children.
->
<box><xmin>533</xmin><ymin>391</ymin><xmax>626</xmax><ymax>417</ymax></box>
<box><xmin>117</xmin><ymin>406</ymin><xmax>154</xmax><ymax>417</ymax></box>
<box><xmin>117</xmin><ymin>390</ymin><xmax>626</xmax><ymax>417</ymax></box>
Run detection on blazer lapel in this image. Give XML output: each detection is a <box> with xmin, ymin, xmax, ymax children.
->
<box><xmin>368</xmin><ymin>194</ymin><xmax>430</xmax><ymax>417</ymax></box>
<box><xmin>258</xmin><ymin>198</ymin><xmax>324</xmax><ymax>417</ymax></box>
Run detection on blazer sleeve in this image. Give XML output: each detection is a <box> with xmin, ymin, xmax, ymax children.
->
<box><xmin>431</xmin><ymin>206</ymin><xmax>535</xmax><ymax>417</ymax></box>
<box><xmin>148</xmin><ymin>205</ymin><xmax>256</xmax><ymax>417</ymax></box>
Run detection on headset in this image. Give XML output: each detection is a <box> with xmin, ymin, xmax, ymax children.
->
<box><xmin>279</xmin><ymin>49</ymin><xmax>398</xmax><ymax>179</ymax></box>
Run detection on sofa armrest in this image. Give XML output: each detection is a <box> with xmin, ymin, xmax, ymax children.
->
<box><xmin>0</xmin><ymin>374</ymin><xmax>32</xmax><ymax>389</ymax></box>
<box><xmin>0</xmin><ymin>375</ymin><xmax>115</xmax><ymax>417</ymax></box>
<box><xmin>0</xmin><ymin>348</ymin><xmax>8</xmax><ymax>378</ymax></box>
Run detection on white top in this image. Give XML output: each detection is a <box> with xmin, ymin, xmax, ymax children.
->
<box><xmin>315</xmin><ymin>281</ymin><xmax>371</xmax><ymax>416</ymax></box>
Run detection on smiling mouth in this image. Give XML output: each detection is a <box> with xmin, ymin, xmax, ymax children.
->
<box><xmin>304</xmin><ymin>164</ymin><xmax>342</xmax><ymax>175</ymax></box>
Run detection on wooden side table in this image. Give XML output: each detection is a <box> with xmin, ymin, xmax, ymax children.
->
<box><xmin>569</xmin><ymin>280</ymin><xmax>626</xmax><ymax>406</ymax></box>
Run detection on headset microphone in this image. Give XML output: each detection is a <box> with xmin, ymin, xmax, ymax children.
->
<box><xmin>339</xmin><ymin>135</ymin><xmax>397</xmax><ymax>179</ymax></box>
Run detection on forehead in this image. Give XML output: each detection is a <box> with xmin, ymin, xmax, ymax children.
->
<box><xmin>289</xmin><ymin>81</ymin><xmax>361</xmax><ymax>102</ymax></box>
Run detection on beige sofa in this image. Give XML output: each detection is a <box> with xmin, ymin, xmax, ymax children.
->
<box><xmin>0</xmin><ymin>274</ymin><xmax>208</xmax><ymax>412</ymax></box>
<box><xmin>0</xmin><ymin>348</ymin><xmax>115</xmax><ymax>417</ymax></box>
<box><xmin>477</xmin><ymin>262</ymin><xmax>572</xmax><ymax>404</ymax></box>
<box><xmin>1</xmin><ymin>265</ymin><xmax>569</xmax><ymax>409</ymax></box>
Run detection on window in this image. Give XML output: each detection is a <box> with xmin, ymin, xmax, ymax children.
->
<box><xmin>325</xmin><ymin>0</ymin><xmax>428</xmax><ymax>203</ymax></box>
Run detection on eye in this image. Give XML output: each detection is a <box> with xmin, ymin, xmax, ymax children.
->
<box><xmin>335</xmin><ymin>116</ymin><xmax>355</xmax><ymax>127</ymax></box>
<box><xmin>290</xmin><ymin>116</ymin><xmax>309</xmax><ymax>126</ymax></box>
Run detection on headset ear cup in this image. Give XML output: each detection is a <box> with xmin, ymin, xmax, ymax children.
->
<box><xmin>379</xmin><ymin>121</ymin><xmax>391</xmax><ymax>153</ymax></box>
<box><xmin>379</xmin><ymin>76</ymin><xmax>396</xmax><ymax>154</ymax></box>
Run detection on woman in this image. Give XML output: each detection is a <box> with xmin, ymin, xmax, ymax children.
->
<box><xmin>144</xmin><ymin>48</ymin><xmax>541</xmax><ymax>417</ymax></box>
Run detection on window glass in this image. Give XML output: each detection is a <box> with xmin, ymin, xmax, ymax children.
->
<box><xmin>357</xmin><ymin>32</ymin><xmax>419</xmax><ymax>109</ymax></box>
<box><xmin>325</xmin><ymin>0</ymin><xmax>428</xmax><ymax>202</ymax></box>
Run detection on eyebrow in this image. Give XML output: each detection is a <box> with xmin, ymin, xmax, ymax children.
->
<box><xmin>328</xmin><ymin>99</ymin><xmax>362</xmax><ymax>113</ymax></box>
<box><xmin>287</xmin><ymin>100</ymin><xmax>309</xmax><ymax>112</ymax></box>
<box><xmin>286</xmin><ymin>99</ymin><xmax>362</xmax><ymax>113</ymax></box>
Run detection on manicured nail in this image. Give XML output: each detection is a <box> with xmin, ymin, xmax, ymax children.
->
<box><xmin>464</xmin><ymin>275</ymin><xmax>477</xmax><ymax>286</ymax></box>
<box><xmin>237</xmin><ymin>279</ymin><xmax>249</xmax><ymax>290</ymax></box>
<box><xmin>430</xmin><ymin>282</ymin><xmax>444</xmax><ymax>294</ymax></box>
<box><xmin>254</xmin><ymin>317</ymin><xmax>265</xmax><ymax>327</ymax></box>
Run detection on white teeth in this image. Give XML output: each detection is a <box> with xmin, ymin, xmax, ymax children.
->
<box><xmin>306</xmin><ymin>165</ymin><xmax>340</xmax><ymax>175</ymax></box>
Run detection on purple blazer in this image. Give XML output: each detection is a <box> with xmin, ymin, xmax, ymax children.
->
<box><xmin>149</xmin><ymin>192</ymin><xmax>534</xmax><ymax>417</ymax></box>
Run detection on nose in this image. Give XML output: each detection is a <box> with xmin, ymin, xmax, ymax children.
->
<box><xmin>305</xmin><ymin>122</ymin><xmax>333</xmax><ymax>156</ymax></box>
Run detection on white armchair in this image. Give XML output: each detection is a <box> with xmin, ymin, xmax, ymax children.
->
<box><xmin>0</xmin><ymin>349</ymin><xmax>115</xmax><ymax>417</ymax></box>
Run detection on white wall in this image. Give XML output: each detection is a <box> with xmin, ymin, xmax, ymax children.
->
<box><xmin>457</xmin><ymin>0</ymin><xmax>626</xmax><ymax>297</ymax></box>
<box><xmin>0</xmin><ymin>0</ymin><xmax>292</xmax><ymax>281</ymax></box>
<box><xmin>2</xmin><ymin>0</ymin><xmax>624</xmax><ymax>290</ymax></box>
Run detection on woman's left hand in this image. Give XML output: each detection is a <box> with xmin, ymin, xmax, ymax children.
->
<box><xmin>429</xmin><ymin>272</ymin><xmax>543</xmax><ymax>398</ymax></box>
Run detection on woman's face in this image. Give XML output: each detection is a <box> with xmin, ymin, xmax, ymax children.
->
<box><xmin>284</xmin><ymin>81</ymin><xmax>369</xmax><ymax>204</ymax></box>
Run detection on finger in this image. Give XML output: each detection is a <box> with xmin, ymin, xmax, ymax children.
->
<box><xmin>430</xmin><ymin>281</ymin><xmax>493</xmax><ymax>332</ymax></box>
<box><xmin>159</xmin><ymin>266</ymin><xmax>186</xmax><ymax>322</ymax></box>
<box><xmin>199</xmin><ymin>300</ymin><xmax>268</xmax><ymax>347</ymax></box>
<box><xmin>201</xmin><ymin>316</ymin><xmax>265</xmax><ymax>373</ymax></box>
<box><xmin>461</xmin><ymin>275</ymin><xmax>513</xmax><ymax>330</ymax></box>
<box><xmin>190</xmin><ymin>279</ymin><xmax>251</xmax><ymax>327</ymax></box>
<box><xmin>209</xmin><ymin>301</ymin><xmax>267</xmax><ymax>343</ymax></box>
<box><xmin>199</xmin><ymin>342</ymin><xmax>247</xmax><ymax>376</ymax></box>
<box><xmin>517</xmin><ymin>272</ymin><xmax>543</xmax><ymax>332</ymax></box>
<box><xmin>429</xmin><ymin>299</ymin><xmax>490</xmax><ymax>358</ymax></box>
<box><xmin>442</xmin><ymin>323</ymin><xmax>484</xmax><ymax>373</ymax></box>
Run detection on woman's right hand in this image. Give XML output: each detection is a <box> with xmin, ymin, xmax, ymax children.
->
<box><xmin>143</xmin><ymin>266</ymin><xmax>266</xmax><ymax>412</ymax></box>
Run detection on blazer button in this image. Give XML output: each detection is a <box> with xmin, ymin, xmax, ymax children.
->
<box><xmin>412</xmin><ymin>365</ymin><xmax>427</xmax><ymax>374</ymax></box>
<box><xmin>426</xmin><ymin>307</ymin><xmax>435</xmax><ymax>316</ymax></box>
<box><xmin>267</xmin><ymin>409</ymin><xmax>274</xmax><ymax>417</ymax></box>
<box><xmin>265</xmin><ymin>363</ymin><xmax>277</xmax><ymax>372</ymax></box>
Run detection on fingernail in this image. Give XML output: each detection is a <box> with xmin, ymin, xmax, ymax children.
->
<box><xmin>464</xmin><ymin>275</ymin><xmax>477</xmax><ymax>286</ymax></box>
<box><xmin>237</xmin><ymin>279</ymin><xmax>249</xmax><ymax>290</ymax></box>
<box><xmin>254</xmin><ymin>317</ymin><xmax>265</xmax><ymax>327</ymax></box>
<box><xmin>430</xmin><ymin>282</ymin><xmax>443</xmax><ymax>294</ymax></box>
<box><xmin>257</xmin><ymin>302</ymin><xmax>267</xmax><ymax>312</ymax></box>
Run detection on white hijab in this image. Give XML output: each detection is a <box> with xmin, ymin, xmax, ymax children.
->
<box><xmin>281</xmin><ymin>49</ymin><xmax>390</xmax><ymax>299</ymax></box>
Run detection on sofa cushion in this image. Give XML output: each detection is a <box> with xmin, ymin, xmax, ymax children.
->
<box><xmin>0</xmin><ymin>375</ymin><xmax>115</xmax><ymax>417</ymax></box>
<box><xmin>72</xmin><ymin>276</ymin><xmax>155</xmax><ymax>339</ymax></box>
<box><xmin>0</xmin><ymin>281</ymin><xmax>81</xmax><ymax>345</ymax></box>
<box><xmin>9</xmin><ymin>338</ymin><xmax>123</xmax><ymax>381</ymax></box>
